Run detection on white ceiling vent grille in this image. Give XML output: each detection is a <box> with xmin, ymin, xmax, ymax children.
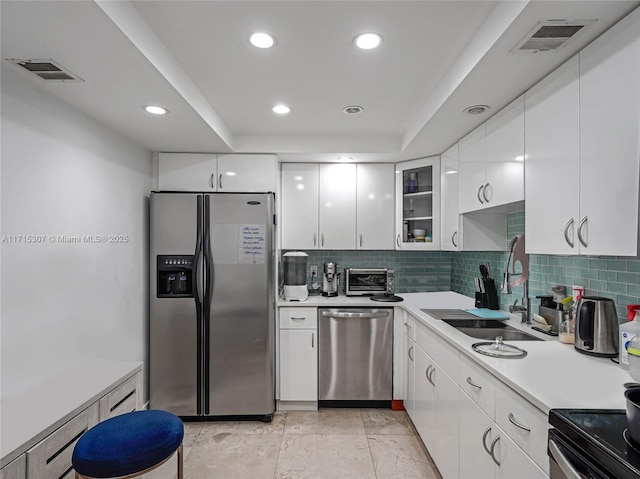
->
<box><xmin>6</xmin><ymin>59</ymin><xmax>84</xmax><ymax>81</ymax></box>
<box><xmin>512</xmin><ymin>19</ymin><xmax>596</xmax><ymax>53</ymax></box>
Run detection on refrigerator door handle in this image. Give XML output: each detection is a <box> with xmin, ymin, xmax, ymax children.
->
<box><xmin>203</xmin><ymin>195</ymin><xmax>214</xmax><ymax>414</ymax></box>
<box><xmin>194</xmin><ymin>195</ymin><xmax>204</xmax><ymax>414</ymax></box>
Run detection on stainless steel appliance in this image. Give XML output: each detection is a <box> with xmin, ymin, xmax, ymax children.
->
<box><xmin>322</xmin><ymin>261</ymin><xmax>338</xmax><ymax>297</ymax></box>
<box><xmin>344</xmin><ymin>268</ymin><xmax>395</xmax><ymax>296</ymax></box>
<box><xmin>318</xmin><ymin>308</ymin><xmax>393</xmax><ymax>405</ymax></box>
<box><xmin>283</xmin><ymin>251</ymin><xmax>308</xmax><ymax>301</ymax></box>
<box><xmin>549</xmin><ymin>409</ymin><xmax>640</xmax><ymax>478</ymax></box>
<box><xmin>575</xmin><ymin>296</ymin><xmax>619</xmax><ymax>357</ymax></box>
<box><xmin>150</xmin><ymin>192</ymin><xmax>275</xmax><ymax>419</ymax></box>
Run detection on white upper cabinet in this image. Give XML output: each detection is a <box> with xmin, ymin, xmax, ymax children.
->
<box><xmin>356</xmin><ymin>163</ymin><xmax>395</xmax><ymax>250</ymax></box>
<box><xmin>525</xmin><ymin>56</ymin><xmax>580</xmax><ymax>255</ymax></box>
<box><xmin>459</xmin><ymin>96</ymin><xmax>525</xmax><ymax>213</ymax></box>
<box><xmin>158</xmin><ymin>153</ymin><xmax>277</xmax><ymax>192</ymax></box>
<box><xmin>158</xmin><ymin>153</ymin><xmax>217</xmax><ymax>191</ymax></box>
<box><xmin>525</xmin><ymin>7</ymin><xmax>640</xmax><ymax>256</ymax></box>
<box><xmin>578</xmin><ymin>7</ymin><xmax>640</xmax><ymax>256</ymax></box>
<box><xmin>440</xmin><ymin>143</ymin><xmax>460</xmax><ymax>251</ymax></box>
<box><xmin>318</xmin><ymin>163</ymin><xmax>357</xmax><ymax>249</ymax></box>
<box><xmin>216</xmin><ymin>154</ymin><xmax>277</xmax><ymax>192</ymax></box>
<box><xmin>395</xmin><ymin>157</ymin><xmax>441</xmax><ymax>250</ymax></box>
<box><xmin>281</xmin><ymin>163</ymin><xmax>320</xmax><ymax>250</ymax></box>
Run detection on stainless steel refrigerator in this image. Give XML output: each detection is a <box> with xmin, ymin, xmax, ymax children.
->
<box><xmin>149</xmin><ymin>192</ymin><xmax>275</xmax><ymax>419</ymax></box>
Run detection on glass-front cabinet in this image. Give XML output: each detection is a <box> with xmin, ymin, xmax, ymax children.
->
<box><xmin>395</xmin><ymin>156</ymin><xmax>440</xmax><ymax>250</ymax></box>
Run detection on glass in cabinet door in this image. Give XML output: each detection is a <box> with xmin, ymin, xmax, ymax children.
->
<box><xmin>401</xmin><ymin>165</ymin><xmax>434</xmax><ymax>244</ymax></box>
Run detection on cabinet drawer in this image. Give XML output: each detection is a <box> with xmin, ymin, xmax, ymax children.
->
<box><xmin>1</xmin><ymin>455</ymin><xmax>26</xmax><ymax>479</ymax></box>
<box><xmin>27</xmin><ymin>403</ymin><xmax>99</xmax><ymax>479</ymax></box>
<box><xmin>415</xmin><ymin>321</ymin><xmax>458</xmax><ymax>383</ymax></box>
<box><xmin>403</xmin><ymin>313</ymin><xmax>416</xmax><ymax>341</ymax></box>
<box><xmin>280</xmin><ymin>307</ymin><xmax>317</xmax><ymax>329</ymax></box>
<box><xmin>459</xmin><ymin>354</ymin><xmax>496</xmax><ymax>418</ymax></box>
<box><xmin>495</xmin><ymin>385</ymin><xmax>549</xmax><ymax>474</ymax></box>
<box><xmin>99</xmin><ymin>374</ymin><xmax>139</xmax><ymax>420</ymax></box>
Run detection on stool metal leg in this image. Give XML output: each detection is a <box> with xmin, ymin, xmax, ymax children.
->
<box><xmin>177</xmin><ymin>444</ymin><xmax>184</xmax><ymax>479</ymax></box>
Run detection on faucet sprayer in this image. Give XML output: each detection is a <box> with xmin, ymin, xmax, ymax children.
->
<box><xmin>501</xmin><ymin>235</ymin><xmax>531</xmax><ymax>323</ymax></box>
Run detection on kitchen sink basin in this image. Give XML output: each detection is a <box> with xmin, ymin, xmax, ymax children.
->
<box><xmin>440</xmin><ymin>318</ymin><xmax>543</xmax><ymax>341</ymax></box>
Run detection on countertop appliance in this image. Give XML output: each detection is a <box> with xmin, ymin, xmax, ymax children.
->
<box><xmin>283</xmin><ymin>251</ymin><xmax>308</xmax><ymax>301</ymax></box>
<box><xmin>322</xmin><ymin>261</ymin><xmax>338</xmax><ymax>297</ymax></box>
<box><xmin>344</xmin><ymin>268</ymin><xmax>394</xmax><ymax>296</ymax></box>
<box><xmin>575</xmin><ymin>296</ymin><xmax>619</xmax><ymax>357</ymax></box>
<box><xmin>549</xmin><ymin>408</ymin><xmax>640</xmax><ymax>479</ymax></box>
<box><xmin>150</xmin><ymin>192</ymin><xmax>275</xmax><ymax>420</ymax></box>
<box><xmin>318</xmin><ymin>308</ymin><xmax>393</xmax><ymax>406</ymax></box>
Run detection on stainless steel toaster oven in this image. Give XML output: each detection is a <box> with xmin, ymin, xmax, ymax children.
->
<box><xmin>344</xmin><ymin>268</ymin><xmax>394</xmax><ymax>296</ymax></box>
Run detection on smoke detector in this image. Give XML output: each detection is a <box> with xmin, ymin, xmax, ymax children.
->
<box><xmin>6</xmin><ymin>59</ymin><xmax>83</xmax><ymax>81</ymax></box>
<box><xmin>512</xmin><ymin>19</ymin><xmax>596</xmax><ymax>53</ymax></box>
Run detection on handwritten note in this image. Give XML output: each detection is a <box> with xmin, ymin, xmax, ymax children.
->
<box><xmin>239</xmin><ymin>224</ymin><xmax>266</xmax><ymax>264</ymax></box>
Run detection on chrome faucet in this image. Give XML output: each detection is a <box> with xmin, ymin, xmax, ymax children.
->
<box><xmin>502</xmin><ymin>235</ymin><xmax>531</xmax><ymax>324</ymax></box>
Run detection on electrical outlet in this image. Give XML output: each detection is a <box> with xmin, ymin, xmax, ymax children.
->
<box><xmin>310</xmin><ymin>264</ymin><xmax>318</xmax><ymax>276</ymax></box>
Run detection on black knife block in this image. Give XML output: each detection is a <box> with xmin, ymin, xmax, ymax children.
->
<box><xmin>475</xmin><ymin>279</ymin><xmax>499</xmax><ymax>310</ymax></box>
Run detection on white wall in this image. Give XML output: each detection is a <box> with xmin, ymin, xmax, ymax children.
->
<box><xmin>1</xmin><ymin>67</ymin><xmax>152</xmax><ymax>398</ymax></box>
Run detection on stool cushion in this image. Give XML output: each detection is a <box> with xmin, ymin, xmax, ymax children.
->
<box><xmin>72</xmin><ymin>410</ymin><xmax>184</xmax><ymax>478</ymax></box>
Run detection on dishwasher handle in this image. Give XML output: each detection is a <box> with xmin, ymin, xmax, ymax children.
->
<box><xmin>320</xmin><ymin>310</ymin><xmax>391</xmax><ymax>319</ymax></box>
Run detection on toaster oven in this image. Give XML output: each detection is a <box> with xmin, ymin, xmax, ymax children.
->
<box><xmin>344</xmin><ymin>268</ymin><xmax>395</xmax><ymax>296</ymax></box>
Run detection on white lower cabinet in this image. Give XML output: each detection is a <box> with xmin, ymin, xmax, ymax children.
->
<box><xmin>278</xmin><ymin>307</ymin><xmax>318</xmax><ymax>408</ymax></box>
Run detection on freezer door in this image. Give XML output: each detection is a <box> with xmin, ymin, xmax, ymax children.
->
<box><xmin>205</xmin><ymin>193</ymin><xmax>275</xmax><ymax>416</ymax></box>
<box><xmin>150</xmin><ymin>192</ymin><xmax>201</xmax><ymax>416</ymax></box>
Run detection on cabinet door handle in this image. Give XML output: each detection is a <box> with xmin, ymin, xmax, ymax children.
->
<box><xmin>311</xmin><ymin>332</ymin><xmax>315</xmax><ymax>348</ymax></box>
<box><xmin>482</xmin><ymin>427</ymin><xmax>492</xmax><ymax>455</ymax></box>
<box><xmin>321</xmin><ymin>234</ymin><xmax>324</xmax><ymax>247</ymax></box>
<box><xmin>408</xmin><ymin>346</ymin><xmax>414</xmax><ymax>361</ymax></box>
<box><xmin>564</xmin><ymin>218</ymin><xmax>575</xmax><ymax>248</ymax></box>
<box><xmin>210</xmin><ymin>173</ymin><xmax>215</xmax><ymax>189</ymax></box>
<box><xmin>452</xmin><ymin>231</ymin><xmax>458</xmax><ymax>248</ymax></box>
<box><xmin>404</xmin><ymin>322</ymin><xmax>412</xmax><ymax>330</ymax></box>
<box><xmin>313</xmin><ymin>233</ymin><xmax>317</xmax><ymax>247</ymax></box>
<box><xmin>425</xmin><ymin>365</ymin><xmax>432</xmax><ymax>384</ymax></box>
<box><xmin>359</xmin><ymin>234</ymin><xmax>363</xmax><ymax>247</ymax></box>
<box><xmin>397</xmin><ymin>234</ymin><xmax>402</xmax><ymax>248</ymax></box>
<box><xmin>477</xmin><ymin>185</ymin><xmax>485</xmax><ymax>204</ymax></box>
<box><xmin>218</xmin><ymin>173</ymin><xmax>223</xmax><ymax>190</ymax></box>
<box><xmin>490</xmin><ymin>436</ymin><xmax>501</xmax><ymax>466</ymax></box>
<box><xmin>429</xmin><ymin>367</ymin><xmax>436</xmax><ymax>386</ymax></box>
<box><xmin>578</xmin><ymin>216</ymin><xmax>588</xmax><ymax>248</ymax></box>
<box><xmin>466</xmin><ymin>377</ymin><xmax>482</xmax><ymax>389</ymax></box>
<box><xmin>508</xmin><ymin>412</ymin><xmax>531</xmax><ymax>432</ymax></box>
<box><xmin>483</xmin><ymin>182</ymin><xmax>491</xmax><ymax>203</ymax></box>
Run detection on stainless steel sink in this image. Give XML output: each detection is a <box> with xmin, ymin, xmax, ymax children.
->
<box><xmin>439</xmin><ymin>318</ymin><xmax>542</xmax><ymax>341</ymax></box>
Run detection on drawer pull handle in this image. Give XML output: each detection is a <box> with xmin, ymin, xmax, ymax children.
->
<box><xmin>508</xmin><ymin>412</ymin><xmax>531</xmax><ymax>432</ymax></box>
<box><xmin>291</xmin><ymin>317</ymin><xmax>306</xmax><ymax>321</ymax></box>
<box><xmin>490</xmin><ymin>436</ymin><xmax>501</xmax><ymax>466</ymax></box>
<box><xmin>482</xmin><ymin>427</ymin><xmax>492</xmax><ymax>454</ymax></box>
<box><xmin>404</xmin><ymin>322</ymin><xmax>412</xmax><ymax>329</ymax></box>
<box><xmin>466</xmin><ymin>377</ymin><xmax>482</xmax><ymax>389</ymax></box>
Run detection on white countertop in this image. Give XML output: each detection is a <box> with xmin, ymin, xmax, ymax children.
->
<box><xmin>0</xmin><ymin>360</ymin><xmax>143</xmax><ymax>467</ymax></box>
<box><xmin>279</xmin><ymin>291</ymin><xmax>633</xmax><ymax>413</ymax></box>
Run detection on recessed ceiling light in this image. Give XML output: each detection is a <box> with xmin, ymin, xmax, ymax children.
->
<box><xmin>337</xmin><ymin>156</ymin><xmax>354</xmax><ymax>162</ymax></box>
<box><xmin>249</xmin><ymin>32</ymin><xmax>276</xmax><ymax>49</ymax></box>
<box><xmin>354</xmin><ymin>32</ymin><xmax>383</xmax><ymax>50</ymax></box>
<box><xmin>343</xmin><ymin>105</ymin><xmax>363</xmax><ymax>115</ymax></box>
<box><xmin>272</xmin><ymin>104</ymin><xmax>291</xmax><ymax>114</ymax></box>
<box><xmin>144</xmin><ymin>105</ymin><xmax>168</xmax><ymax>115</ymax></box>
<box><xmin>463</xmin><ymin>105</ymin><xmax>490</xmax><ymax>115</ymax></box>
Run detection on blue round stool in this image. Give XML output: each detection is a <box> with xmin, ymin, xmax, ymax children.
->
<box><xmin>72</xmin><ymin>410</ymin><xmax>184</xmax><ymax>479</ymax></box>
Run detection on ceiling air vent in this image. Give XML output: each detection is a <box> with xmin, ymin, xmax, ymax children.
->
<box><xmin>6</xmin><ymin>59</ymin><xmax>84</xmax><ymax>82</ymax></box>
<box><xmin>512</xmin><ymin>19</ymin><xmax>596</xmax><ymax>53</ymax></box>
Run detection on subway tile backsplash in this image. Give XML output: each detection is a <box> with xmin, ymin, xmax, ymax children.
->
<box><xmin>286</xmin><ymin>205</ymin><xmax>640</xmax><ymax>322</ymax></box>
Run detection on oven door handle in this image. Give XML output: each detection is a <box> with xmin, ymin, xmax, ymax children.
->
<box><xmin>549</xmin><ymin>439</ymin><xmax>582</xmax><ymax>479</ymax></box>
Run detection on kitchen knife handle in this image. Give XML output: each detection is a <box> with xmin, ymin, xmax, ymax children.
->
<box><xmin>564</xmin><ymin>218</ymin><xmax>575</xmax><ymax>248</ymax></box>
<box><xmin>489</xmin><ymin>436</ymin><xmax>501</xmax><ymax>466</ymax></box>
<box><xmin>507</xmin><ymin>412</ymin><xmax>531</xmax><ymax>432</ymax></box>
<box><xmin>477</xmin><ymin>185</ymin><xmax>485</xmax><ymax>204</ymax></box>
<box><xmin>578</xmin><ymin>216</ymin><xmax>588</xmax><ymax>248</ymax></box>
<box><xmin>452</xmin><ymin>231</ymin><xmax>458</xmax><ymax>248</ymax></box>
<box><xmin>482</xmin><ymin>427</ymin><xmax>492</xmax><ymax>454</ymax></box>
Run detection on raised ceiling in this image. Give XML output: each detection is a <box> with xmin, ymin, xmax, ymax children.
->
<box><xmin>2</xmin><ymin>0</ymin><xmax>639</xmax><ymax>162</ymax></box>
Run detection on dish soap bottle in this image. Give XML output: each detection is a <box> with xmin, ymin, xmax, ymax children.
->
<box><xmin>559</xmin><ymin>311</ymin><xmax>575</xmax><ymax>344</ymax></box>
<box><xmin>620</xmin><ymin>305</ymin><xmax>640</xmax><ymax>370</ymax></box>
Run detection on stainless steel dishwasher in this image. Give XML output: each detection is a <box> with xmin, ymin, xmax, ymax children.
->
<box><xmin>318</xmin><ymin>308</ymin><xmax>393</xmax><ymax>406</ymax></box>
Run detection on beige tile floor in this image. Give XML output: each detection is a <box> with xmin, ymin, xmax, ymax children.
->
<box><xmin>179</xmin><ymin>408</ymin><xmax>442</xmax><ymax>479</ymax></box>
